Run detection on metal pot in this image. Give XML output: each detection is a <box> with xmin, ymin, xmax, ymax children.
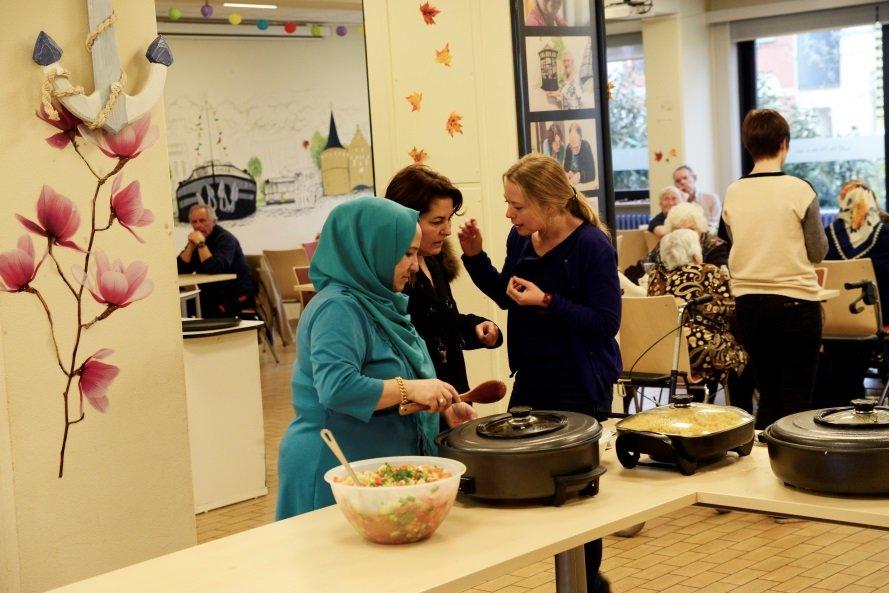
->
<box><xmin>761</xmin><ymin>399</ymin><xmax>889</xmax><ymax>494</ymax></box>
<box><xmin>615</xmin><ymin>395</ymin><xmax>755</xmax><ymax>475</ymax></box>
<box><xmin>435</xmin><ymin>406</ymin><xmax>605</xmax><ymax>506</ymax></box>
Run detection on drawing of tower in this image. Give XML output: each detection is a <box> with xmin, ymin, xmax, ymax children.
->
<box><xmin>320</xmin><ymin>113</ymin><xmax>350</xmax><ymax>196</ymax></box>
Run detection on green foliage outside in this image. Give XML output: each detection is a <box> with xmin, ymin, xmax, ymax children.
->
<box><xmin>757</xmin><ymin>80</ymin><xmax>885</xmax><ymax>209</ymax></box>
<box><xmin>309</xmin><ymin>131</ymin><xmax>327</xmax><ymax>170</ymax></box>
<box><xmin>608</xmin><ymin>62</ymin><xmax>649</xmax><ymax>192</ymax></box>
<box><xmin>247</xmin><ymin>156</ymin><xmax>265</xmax><ymax>206</ymax></box>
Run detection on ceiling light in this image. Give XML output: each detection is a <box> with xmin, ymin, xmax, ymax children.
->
<box><xmin>223</xmin><ymin>3</ymin><xmax>278</xmax><ymax>9</ymax></box>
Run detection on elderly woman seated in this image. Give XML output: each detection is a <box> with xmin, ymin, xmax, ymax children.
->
<box><xmin>818</xmin><ymin>180</ymin><xmax>889</xmax><ymax>405</ymax></box>
<box><xmin>625</xmin><ymin>202</ymin><xmax>729</xmax><ymax>283</ymax></box>
<box><xmin>645</xmin><ymin>229</ymin><xmax>748</xmax><ymax>399</ymax></box>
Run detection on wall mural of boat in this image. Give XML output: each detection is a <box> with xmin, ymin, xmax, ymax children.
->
<box><xmin>175</xmin><ymin>161</ymin><xmax>257</xmax><ymax>222</ymax></box>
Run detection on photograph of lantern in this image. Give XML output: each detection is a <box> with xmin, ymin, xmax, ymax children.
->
<box><xmin>524</xmin><ymin>36</ymin><xmax>595</xmax><ymax>112</ymax></box>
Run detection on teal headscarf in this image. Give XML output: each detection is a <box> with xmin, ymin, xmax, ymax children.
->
<box><xmin>310</xmin><ymin>197</ymin><xmax>439</xmax><ymax>451</ymax></box>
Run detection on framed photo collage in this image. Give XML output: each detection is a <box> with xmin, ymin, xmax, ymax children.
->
<box><xmin>510</xmin><ymin>0</ymin><xmax>614</xmax><ymax>229</ymax></box>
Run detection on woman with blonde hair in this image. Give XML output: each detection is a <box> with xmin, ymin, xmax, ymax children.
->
<box><xmin>458</xmin><ymin>153</ymin><xmax>619</xmax><ymax>593</ymax></box>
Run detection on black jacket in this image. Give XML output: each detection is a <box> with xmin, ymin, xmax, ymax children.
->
<box><xmin>405</xmin><ymin>245</ymin><xmax>502</xmax><ymax>393</ymax></box>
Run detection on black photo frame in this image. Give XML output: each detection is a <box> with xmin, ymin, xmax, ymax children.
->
<box><xmin>510</xmin><ymin>0</ymin><xmax>615</xmax><ymax>233</ymax></box>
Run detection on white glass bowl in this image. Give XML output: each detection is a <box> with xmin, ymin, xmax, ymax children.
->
<box><xmin>323</xmin><ymin>455</ymin><xmax>466</xmax><ymax>544</ymax></box>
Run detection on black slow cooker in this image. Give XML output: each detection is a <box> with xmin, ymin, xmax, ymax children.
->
<box><xmin>760</xmin><ymin>399</ymin><xmax>889</xmax><ymax>494</ymax></box>
<box><xmin>436</xmin><ymin>406</ymin><xmax>605</xmax><ymax>506</ymax></box>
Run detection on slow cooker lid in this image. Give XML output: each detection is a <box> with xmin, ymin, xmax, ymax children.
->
<box><xmin>440</xmin><ymin>406</ymin><xmax>601</xmax><ymax>453</ymax></box>
<box><xmin>769</xmin><ymin>400</ymin><xmax>889</xmax><ymax>449</ymax></box>
<box><xmin>616</xmin><ymin>395</ymin><xmax>754</xmax><ymax>437</ymax></box>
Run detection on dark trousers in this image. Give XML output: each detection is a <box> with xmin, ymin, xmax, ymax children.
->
<box><xmin>815</xmin><ymin>341</ymin><xmax>874</xmax><ymax>408</ymax></box>
<box><xmin>735</xmin><ymin>294</ymin><xmax>822</xmax><ymax>429</ymax></box>
<box><xmin>584</xmin><ymin>539</ymin><xmax>606</xmax><ymax>591</ymax></box>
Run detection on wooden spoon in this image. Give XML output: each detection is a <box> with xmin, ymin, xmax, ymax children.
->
<box><xmin>398</xmin><ymin>379</ymin><xmax>507</xmax><ymax>415</ymax></box>
<box><xmin>320</xmin><ymin>428</ymin><xmax>362</xmax><ymax>486</ymax></box>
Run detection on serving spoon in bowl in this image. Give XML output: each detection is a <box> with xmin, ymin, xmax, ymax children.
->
<box><xmin>398</xmin><ymin>379</ymin><xmax>507</xmax><ymax>415</ymax></box>
<box><xmin>320</xmin><ymin>428</ymin><xmax>362</xmax><ymax>486</ymax></box>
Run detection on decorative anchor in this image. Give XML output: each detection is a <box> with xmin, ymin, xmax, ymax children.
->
<box><xmin>32</xmin><ymin>0</ymin><xmax>172</xmax><ymax>134</ymax></box>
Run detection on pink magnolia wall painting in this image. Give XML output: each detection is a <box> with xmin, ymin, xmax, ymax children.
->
<box><xmin>2</xmin><ymin>2</ymin><xmax>171</xmax><ymax>477</ymax></box>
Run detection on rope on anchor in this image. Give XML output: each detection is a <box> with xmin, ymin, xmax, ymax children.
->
<box><xmin>85</xmin><ymin>10</ymin><xmax>117</xmax><ymax>53</ymax></box>
<box><xmin>41</xmin><ymin>69</ymin><xmax>84</xmax><ymax>121</ymax></box>
<box><xmin>40</xmin><ymin>10</ymin><xmax>126</xmax><ymax>129</ymax></box>
<box><xmin>88</xmin><ymin>70</ymin><xmax>127</xmax><ymax>130</ymax></box>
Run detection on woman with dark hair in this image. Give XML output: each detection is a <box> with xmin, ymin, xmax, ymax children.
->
<box><xmin>458</xmin><ymin>154</ymin><xmax>620</xmax><ymax>593</ymax></box>
<box><xmin>543</xmin><ymin>122</ymin><xmax>566</xmax><ymax>163</ymax></box>
<box><xmin>723</xmin><ymin>109</ymin><xmax>827</xmax><ymax>429</ymax></box>
<box><xmin>384</xmin><ymin>166</ymin><xmax>502</xmax><ymax>397</ymax></box>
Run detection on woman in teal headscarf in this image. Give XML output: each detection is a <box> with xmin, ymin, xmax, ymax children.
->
<box><xmin>276</xmin><ymin>197</ymin><xmax>476</xmax><ymax>519</ymax></box>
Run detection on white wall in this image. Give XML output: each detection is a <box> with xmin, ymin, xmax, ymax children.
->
<box><xmin>164</xmin><ymin>32</ymin><xmax>372</xmax><ymax>253</ymax></box>
<box><xmin>0</xmin><ymin>2</ymin><xmax>196</xmax><ymax>591</ymax></box>
<box><xmin>365</xmin><ymin>0</ymin><xmax>519</xmax><ymax>411</ymax></box>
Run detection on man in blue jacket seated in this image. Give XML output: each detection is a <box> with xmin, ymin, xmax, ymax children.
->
<box><xmin>177</xmin><ymin>204</ymin><xmax>255</xmax><ymax>318</ymax></box>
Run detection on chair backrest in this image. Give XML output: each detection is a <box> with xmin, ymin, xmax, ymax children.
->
<box><xmin>820</xmin><ymin>259</ymin><xmax>880</xmax><ymax>337</ymax></box>
<box><xmin>617</xmin><ymin>230</ymin><xmax>644</xmax><ymax>271</ymax></box>
<box><xmin>257</xmin><ymin>262</ymin><xmax>293</xmax><ymax>345</ymax></box>
<box><xmin>244</xmin><ymin>254</ymin><xmax>263</xmax><ymax>286</ymax></box>
<box><xmin>643</xmin><ymin>231</ymin><xmax>659</xmax><ymax>252</ymax></box>
<box><xmin>293</xmin><ymin>265</ymin><xmax>316</xmax><ymax>309</ymax></box>
<box><xmin>616</xmin><ymin>229</ymin><xmax>651</xmax><ymax>271</ymax></box>
<box><xmin>302</xmin><ymin>240</ymin><xmax>320</xmax><ymax>262</ymax></box>
<box><xmin>262</xmin><ymin>248</ymin><xmax>308</xmax><ymax>302</ymax></box>
<box><xmin>619</xmin><ymin>295</ymin><xmax>691</xmax><ymax>376</ymax></box>
<box><xmin>814</xmin><ymin>266</ymin><xmax>827</xmax><ymax>287</ymax></box>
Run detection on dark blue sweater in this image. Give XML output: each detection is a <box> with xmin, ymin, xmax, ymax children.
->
<box><xmin>462</xmin><ymin>223</ymin><xmax>621</xmax><ymax>416</ymax></box>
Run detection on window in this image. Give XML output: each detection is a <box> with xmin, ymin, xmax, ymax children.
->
<box><xmin>754</xmin><ymin>24</ymin><xmax>885</xmax><ymax>207</ymax></box>
<box><xmin>607</xmin><ymin>36</ymin><xmax>648</xmax><ymax>198</ymax></box>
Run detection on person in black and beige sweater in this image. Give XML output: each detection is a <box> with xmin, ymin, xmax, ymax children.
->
<box><xmin>722</xmin><ymin>108</ymin><xmax>828</xmax><ymax>429</ymax></box>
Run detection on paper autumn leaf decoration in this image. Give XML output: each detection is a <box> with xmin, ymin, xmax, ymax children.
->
<box><xmin>654</xmin><ymin>150</ymin><xmax>663</xmax><ymax>162</ymax></box>
<box><xmin>406</xmin><ymin>91</ymin><xmax>423</xmax><ymax>112</ymax></box>
<box><xmin>668</xmin><ymin>148</ymin><xmax>678</xmax><ymax>158</ymax></box>
<box><xmin>436</xmin><ymin>43</ymin><xmax>452</xmax><ymax>67</ymax></box>
<box><xmin>607</xmin><ymin>81</ymin><xmax>615</xmax><ymax>100</ymax></box>
<box><xmin>409</xmin><ymin>147</ymin><xmax>428</xmax><ymax>164</ymax></box>
<box><xmin>420</xmin><ymin>2</ymin><xmax>440</xmax><ymax>25</ymax></box>
<box><xmin>445</xmin><ymin>112</ymin><xmax>463</xmax><ymax>137</ymax></box>
<box><xmin>302</xmin><ymin>140</ymin><xmax>310</xmax><ymax>149</ymax></box>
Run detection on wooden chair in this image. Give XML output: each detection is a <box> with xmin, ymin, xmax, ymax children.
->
<box><xmin>617</xmin><ymin>229</ymin><xmax>658</xmax><ymax>272</ymax></box>
<box><xmin>240</xmin><ymin>254</ymin><xmax>282</xmax><ymax>362</ymax></box>
<box><xmin>820</xmin><ymin>259</ymin><xmax>881</xmax><ymax>339</ymax></box>
<box><xmin>302</xmin><ymin>239</ymin><xmax>320</xmax><ymax>262</ymax></box>
<box><xmin>819</xmin><ymin>259</ymin><xmax>888</xmax><ymax>405</ymax></box>
<box><xmin>292</xmin><ymin>265</ymin><xmax>317</xmax><ymax>312</ymax></box>
<box><xmin>618</xmin><ymin>295</ymin><xmax>693</xmax><ymax>412</ymax></box>
<box><xmin>262</xmin><ymin>248</ymin><xmax>309</xmax><ymax>332</ymax></box>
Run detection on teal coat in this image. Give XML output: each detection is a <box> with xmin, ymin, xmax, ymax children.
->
<box><xmin>275</xmin><ymin>286</ymin><xmax>434</xmax><ymax>518</ymax></box>
<box><xmin>275</xmin><ymin>197</ymin><xmax>437</xmax><ymax>520</ymax></box>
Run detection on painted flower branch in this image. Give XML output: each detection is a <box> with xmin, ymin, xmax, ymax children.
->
<box><xmin>1</xmin><ymin>104</ymin><xmax>156</xmax><ymax>477</ymax></box>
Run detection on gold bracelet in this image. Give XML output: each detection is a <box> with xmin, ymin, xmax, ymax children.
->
<box><xmin>395</xmin><ymin>376</ymin><xmax>409</xmax><ymax>412</ymax></box>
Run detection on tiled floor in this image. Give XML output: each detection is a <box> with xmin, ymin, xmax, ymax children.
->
<box><xmin>196</xmin><ymin>344</ymin><xmax>889</xmax><ymax>592</ymax></box>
